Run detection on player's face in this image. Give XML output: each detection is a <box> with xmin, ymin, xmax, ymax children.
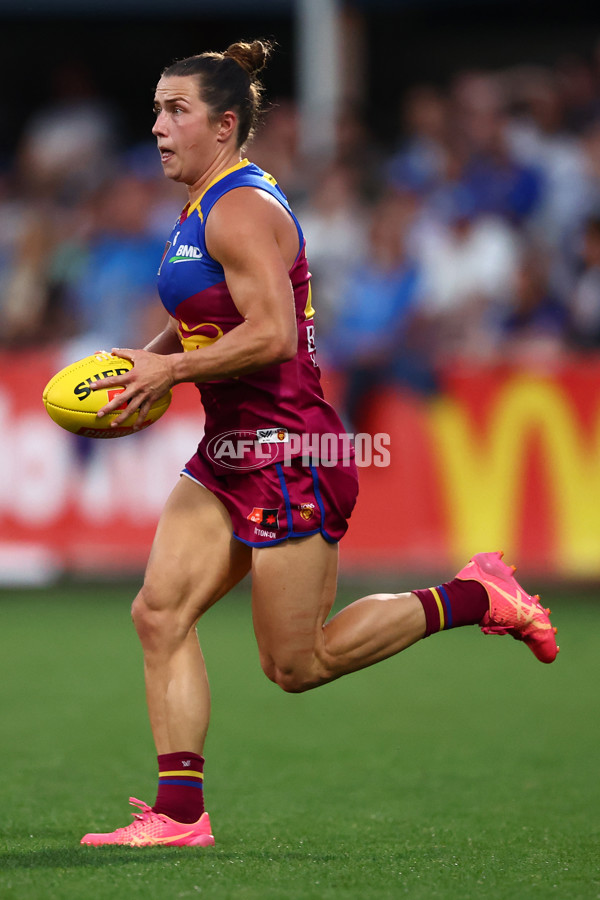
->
<box><xmin>152</xmin><ymin>76</ymin><xmax>221</xmax><ymax>186</ymax></box>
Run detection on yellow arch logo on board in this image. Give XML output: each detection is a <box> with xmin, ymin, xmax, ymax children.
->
<box><xmin>430</xmin><ymin>374</ymin><xmax>600</xmax><ymax>575</ymax></box>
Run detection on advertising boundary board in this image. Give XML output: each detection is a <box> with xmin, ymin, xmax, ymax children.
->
<box><xmin>1</xmin><ymin>350</ymin><xmax>599</xmax><ymax>582</ymax></box>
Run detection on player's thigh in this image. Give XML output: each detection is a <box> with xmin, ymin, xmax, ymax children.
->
<box><xmin>251</xmin><ymin>533</ymin><xmax>339</xmax><ymax>669</ymax></box>
<box><xmin>140</xmin><ymin>475</ymin><xmax>252</xmax><ymax>621</ymax></box>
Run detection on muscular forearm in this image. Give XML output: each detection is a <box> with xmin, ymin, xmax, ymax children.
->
<box><xmin>168</xmin><ymin>318</ymin><xmax>297</xmax><ymax>385</ymax></box>
<box><xmin>96</xmin><ymin>317</ymin><xmax>296</xmax><ymax>429</ymax></box>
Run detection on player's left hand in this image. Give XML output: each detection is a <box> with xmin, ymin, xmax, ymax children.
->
<box><xmin>93</xmin><ymin>348</ymin><xmax>175</xmax><ymax>430</ymax></box>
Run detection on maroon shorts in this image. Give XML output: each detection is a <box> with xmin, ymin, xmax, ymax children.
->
<box><xmin>182</xmin><ymin>451</ymin><xmax>359</xmax><ymax>547</ymax></box>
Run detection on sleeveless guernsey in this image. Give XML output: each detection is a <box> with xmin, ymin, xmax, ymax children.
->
<box><xmin>156</xmin><ymin>159</ymin><xmax>348</xmax><ymax>472</ymax></box>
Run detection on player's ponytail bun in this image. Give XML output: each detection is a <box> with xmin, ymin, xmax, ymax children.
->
<box><xmin>162</xmin><ymin>39</ymin><xmax>274</xmax><ymax>149</ymax></box>
<box><xmin>223</xmin><ymin>39</ymin><xmax>272</xmax><ymax>80</ymax></box>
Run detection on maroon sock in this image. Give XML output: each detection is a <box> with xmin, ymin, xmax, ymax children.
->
<box><xmin>153</xmin><ymin>751</ymin><xmax>205</xmax><ymax>824</ymax></box>
<box><xmin>413</xmin><ymin>578</ymin><xmax>489</xmax><ymax>637</ymax></box>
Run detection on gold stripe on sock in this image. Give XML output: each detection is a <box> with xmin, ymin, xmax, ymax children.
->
<box><xmin>429</xmin><ymin>587</ymin><xmax>445</xmax><ymax>631</ymax></box>
<box><xmin>159</xmin><ymin>770</ymin><xmax>203</xmax><ymax>780</ymax></box>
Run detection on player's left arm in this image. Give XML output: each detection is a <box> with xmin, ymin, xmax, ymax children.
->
<box><xmin>94</xmin><ymin>188</ymin><xmax>298</xmax><ymax>428</ymax></box>
<box><xmin>143</xmin><ymin>316</ymin><xmax>183</xmax><ymax>354</ymax></box>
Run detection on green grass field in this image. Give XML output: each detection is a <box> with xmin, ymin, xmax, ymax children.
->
<box><xmin>0</xmin><ymin>580</ymin><xmax>598</xmax><ymax>900</ymax></box>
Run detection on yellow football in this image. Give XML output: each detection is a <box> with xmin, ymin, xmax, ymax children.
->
<box><xmin>42</xmin><ymin>351</ymin><xmax>172</xmax><ymax>438</ymax></box>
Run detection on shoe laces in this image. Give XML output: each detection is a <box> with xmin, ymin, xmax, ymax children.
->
<box><xmin>114</xmin><ymin>798</ymin><xmax>165</xmax><ymax>836</ymax></box>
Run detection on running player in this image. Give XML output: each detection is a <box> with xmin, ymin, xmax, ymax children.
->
<box><xmin>80</xmin><ymin>40</ymin><xmax>558</xmax><ymax>848</ymax></box>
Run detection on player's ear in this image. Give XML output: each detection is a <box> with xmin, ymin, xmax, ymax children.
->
<box><xmin>216</xmin><ymin>110</ymin><xmax>238</xmax><ymax>143</ymax></box>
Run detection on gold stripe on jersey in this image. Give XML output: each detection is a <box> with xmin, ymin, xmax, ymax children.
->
<box><xmin>304</xmin><ymin>282</ymin><xmax>315</xmax><ymax>320</ymax></box>
<box><xmin>190</xmin><ymin>158</ymin><xmax>251</xmax><ymax>222</ymax></box>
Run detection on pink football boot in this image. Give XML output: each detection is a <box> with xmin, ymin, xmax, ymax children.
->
<box><xmin>456</xmin><ymin>551</ymin><xmax>559</xmax><ymax>663</ymax></box>
<box><xmin>81</xmin><ymin>798</ymin><xmax>215</xmax><ymax>847</ymax></box>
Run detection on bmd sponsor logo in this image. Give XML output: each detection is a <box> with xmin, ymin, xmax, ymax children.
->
<box><xmin>168</xmin><ymin>245</ymin><xmax>203</xmax><ymax>263</ymax></box>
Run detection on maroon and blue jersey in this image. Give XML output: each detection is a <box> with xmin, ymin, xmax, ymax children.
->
<box><xmin>156</xmin><ymin>158</ymin><xmax>347</xmax><ymax>472</ymax></box>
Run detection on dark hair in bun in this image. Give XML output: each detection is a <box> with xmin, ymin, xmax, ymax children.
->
<box><xmin>162</xmin><ymin>39</ymin><xmax>274</xmax><ymax>148</ymax></box>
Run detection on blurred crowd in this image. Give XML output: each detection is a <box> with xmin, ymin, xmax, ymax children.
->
<box><xmin>3</xmin><ymin>48</ymin><xmax>600</xmax><ymax>427</ymax></box>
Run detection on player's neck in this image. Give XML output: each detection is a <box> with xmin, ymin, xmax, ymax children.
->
<box><xmin>187</xmin><ymin>151</ymin><xmax>244</xmax><ymax>204</ymax></box>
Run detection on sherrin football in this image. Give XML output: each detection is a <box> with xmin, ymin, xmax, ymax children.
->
<box><xmin>42</xmin><ymin>351</ymin><xmax>172</xmax><ymax>438</ymax></box>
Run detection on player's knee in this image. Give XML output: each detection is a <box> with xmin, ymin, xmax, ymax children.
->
<box><xmin>132</xmin><ymin>589</ymin><xmax>158</xmax><ymax>645</ymax></box>
<box><xmin>266</xmin><ymin>656</ymin><xmax>330</xmax><ymax>693</ymax></box>
<box><xmin>258</xmin><ymin>653</ymin><xmax>279</xmax><ymax>685</ymax></box>
<box><xmin>131</xmin><ymin>583</ymin><xmax>181</xmax><ymax>649</ymax></box>
<box><xmin>273</xmin><ymin>668</ymin><xmax>312</xmax><ymax>693</ymax></box>
<box><xmin>258</xmin><ymin>648</ymin><xmax>304</xmax><ymax>692</ymax></box>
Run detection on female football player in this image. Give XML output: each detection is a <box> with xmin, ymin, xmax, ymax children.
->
<box><xmin>81</xmin><ymin>39</ymin><xmax>558</xmax><ymax>847</ymax></box>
